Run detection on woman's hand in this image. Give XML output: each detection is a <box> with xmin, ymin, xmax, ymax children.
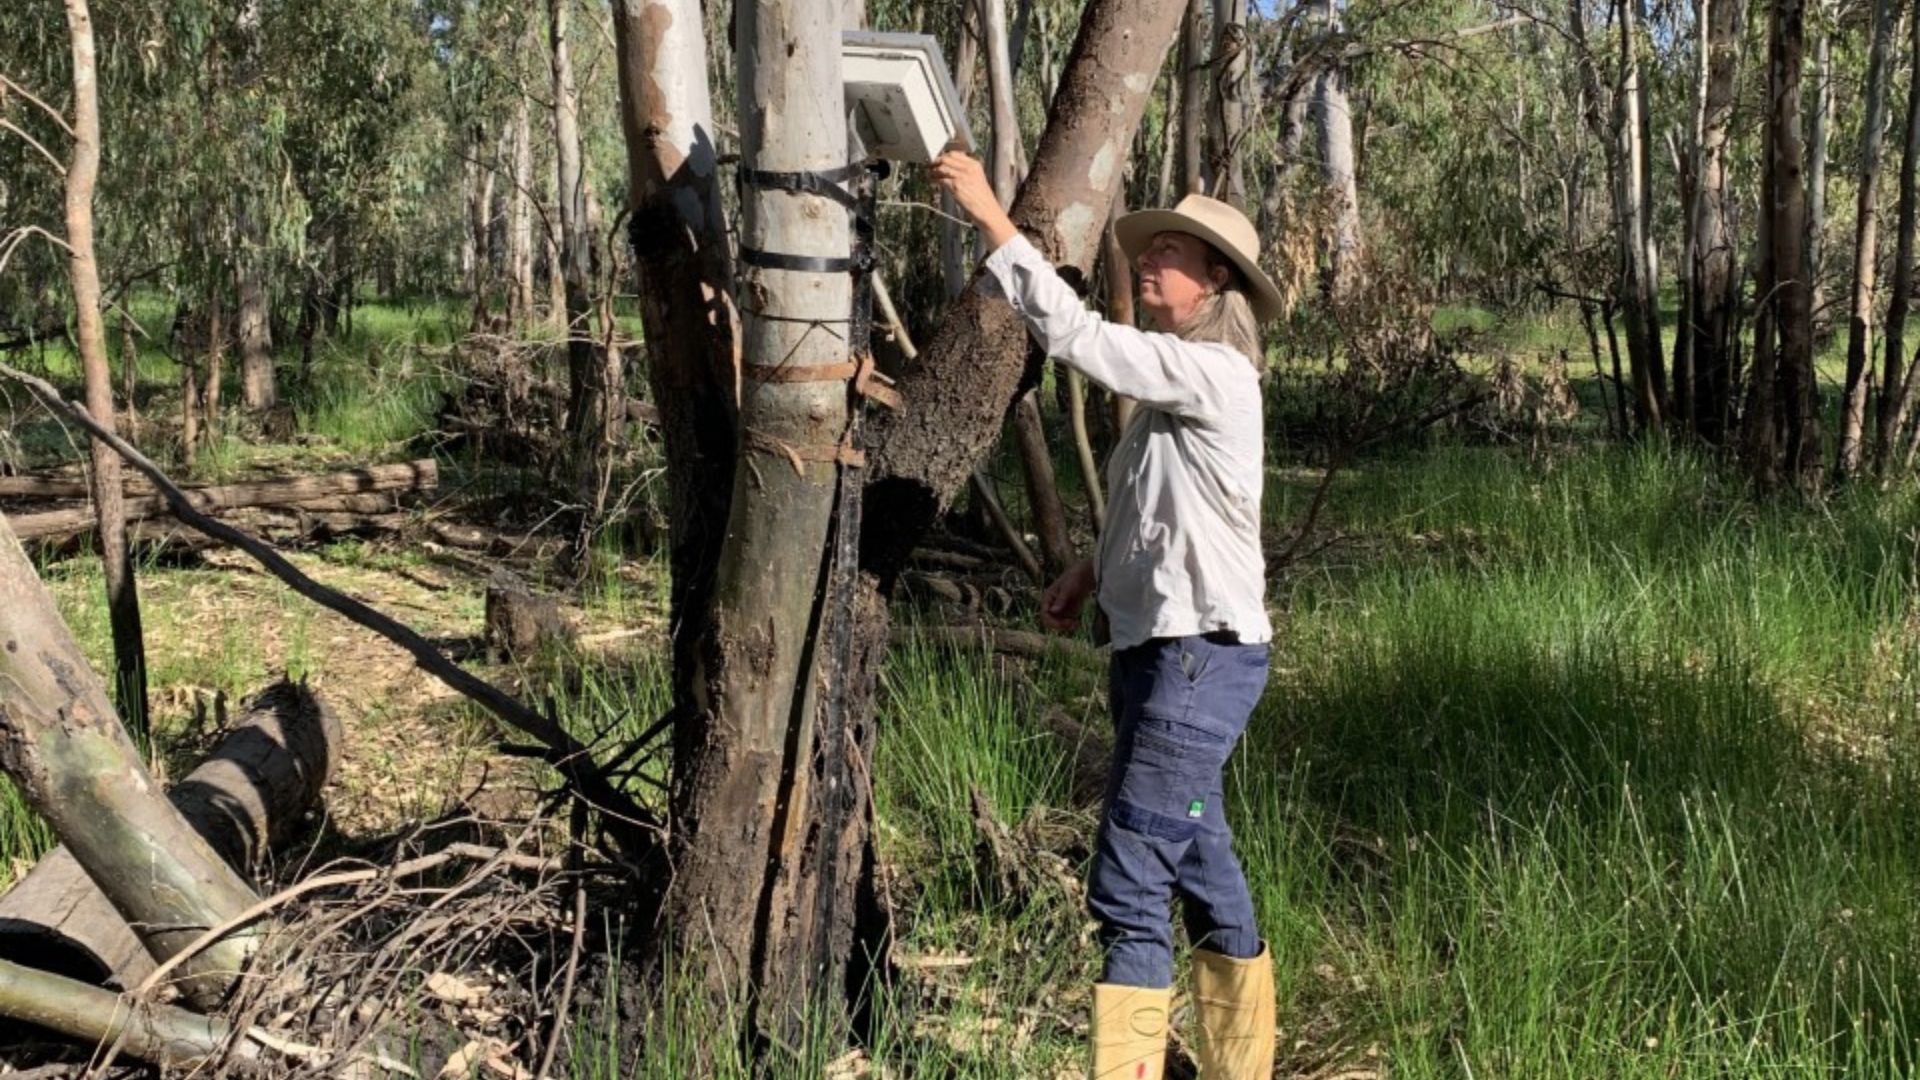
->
<box><xmin>930</xmin><ymin>151</ymin><xmax>1019</xmax><ymax>251</ymax></box>
<box><xmin>1040</xmin><ymin>558</ymin><xmax>1097</xmax><ymax>634</ymax></box>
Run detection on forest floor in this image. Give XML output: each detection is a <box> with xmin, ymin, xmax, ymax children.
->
<box><xmin>2</xmin><ymin>299</ymin><xmax>1917</xmax><ymax>1078</ymax></box>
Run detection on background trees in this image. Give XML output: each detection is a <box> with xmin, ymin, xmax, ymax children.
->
<box><xmin>3</xmin><ymin>0</ymin><xmax>1920</xmax><ymax>1074</ymax></box>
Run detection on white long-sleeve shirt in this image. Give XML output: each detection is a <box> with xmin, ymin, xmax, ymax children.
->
<box><xmin>980</xmin><ymin>234</ymin><xmax>1272</xmax><ymax>650</ymax></box>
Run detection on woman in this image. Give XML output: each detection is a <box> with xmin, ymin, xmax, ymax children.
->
<box><xmin>931</xmin><ymin>151</ymin><xmax>1285</xmax><ymax>1080</ymax></box>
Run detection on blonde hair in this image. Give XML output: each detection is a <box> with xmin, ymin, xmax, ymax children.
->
<box><xmin>1172</xmin><ymin>247</ymin><xmax>1263</xmax><ymax>371</ymax></box>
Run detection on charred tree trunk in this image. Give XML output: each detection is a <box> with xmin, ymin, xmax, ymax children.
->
<box><xmin>611</xmin><ymin>0</ymin><xmax>739</xmax><ymax>724</ymax></box>
<box><xmin>0</xmin><ymin>515</ymin><xmax>260</xmax><ymax>1010</ymax></box>
<box><xmin>1876</xmin><ymin>6</ymin><xmax>1920</xmax><ymax>469</ymax></box>
<box><xmin>61</xmin><ymin>0</ymin><xmax>146</xmax><ymax>739</ymax></box>
<box><xmin>1836</xmin><ymin>0</ymin><xmax>1898</xmax><ymax>476</ymax></box>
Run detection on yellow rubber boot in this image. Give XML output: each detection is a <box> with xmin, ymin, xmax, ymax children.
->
<box><xmin>1191</xmin><ymin>944</ymin><xmax>1276</xmax><ymax>1079</ymax></box>
<box><xmin>1089</xmin><ymin>983</ymin><xmax>1170</xmax><ymax>1080</ymax></box>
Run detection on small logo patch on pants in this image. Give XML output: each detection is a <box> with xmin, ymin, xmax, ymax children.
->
<box><xmin>1187</xmin><ymin>799</ymin><xmax>1205</xmax><ymax>819</ymax></box>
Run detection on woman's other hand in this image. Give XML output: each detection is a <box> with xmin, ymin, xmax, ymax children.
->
<box><xmin>1040</xmin><ymin>558</ymin><xmax>1097</xmax><ymax>634</ymax></box>
<box><xmin>930</xmin><ymin>151</ymin><xmax>1018</xmax><ymax>251</ymax></box>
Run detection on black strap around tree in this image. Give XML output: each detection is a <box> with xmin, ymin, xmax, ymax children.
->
<box><xmin>734</xmin><ymin>161</ymin><xmax>875</xmax><ymax>273</ymax></box>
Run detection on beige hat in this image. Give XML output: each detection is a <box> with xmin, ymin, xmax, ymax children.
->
<box><xmin>1114</xmin><ymin>194</ymin><xmax>1288</xmax><ymax>324</ymax></box>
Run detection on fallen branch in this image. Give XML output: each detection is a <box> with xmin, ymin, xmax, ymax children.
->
<box><xmin>0</xmin><ymin>361</ymin><xmax>659</xmax><ymax>858</ymax></box>
<box><xmin>0</xmin><ymin>957</ymin><xmax>240</xmax><ymax>1068</ymax></box>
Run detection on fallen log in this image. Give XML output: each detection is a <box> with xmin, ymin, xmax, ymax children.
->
<box><xmin>0</xmin><ymin>517</ymin><xmax>261</xmax><ymax>1009</ymax></box>
<box><xmin>0</xmin><ymin>680</ymin><xmax>338</xmax><ymax>990</ymax></box>
<box><xmin>3</xmin><ymin>459</ymin><xmax>437</xmax><ymax>539</ymax></box>
<box><xmin>0</xmin><ymin>474</ymin><xmax>130</xmax><ymax>499</ymax></box>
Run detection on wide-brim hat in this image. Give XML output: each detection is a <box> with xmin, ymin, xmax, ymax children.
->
<box><xmin>1114</xmin><ymin>194</ymin><xmax>1288</xmax><ymax>324</ymax></box>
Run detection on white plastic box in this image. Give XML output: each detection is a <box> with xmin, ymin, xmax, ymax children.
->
<box><xmin>842</xmin><ymin>31</ymin><xmax>974</xmax><ymax>164</ymax></box>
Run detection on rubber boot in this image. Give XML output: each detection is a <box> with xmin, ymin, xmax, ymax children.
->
<box><xmin>1191</xmin><ymin>943</ymin><xmax>1276</xmax><ymax>1078</ymax></box>
<box><xmin>1089</xmin><ymin>983</ymin><xmax>1170</xmax><ymax>1079</ymax></box>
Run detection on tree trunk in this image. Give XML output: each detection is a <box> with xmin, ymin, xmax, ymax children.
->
<box><xmin>510</xmin><ymin>92</ymin><xmax>537</xmax><ymax>328</ymax></box>
<box><xmin>651</xmin><ymin>0</ymin><xmax>854</xmax><ymax>1032</ymax></box>
<box><xmin>0</xmin><ymin>681</ymin><xmax>337</xmax><ymax>989</ymax></box>
<box><xmin>0</xmin><ymin>515</ymin><xmax>260</xmax><ymax>1010</ymax></box>
<box><xmin>1179</xmin><ymin>0</ymin><xmax>1207</xmax><ymax>196</ymax></box>
<box><xmin>235</xmin><ymin>229</ymin><xmax>275</xmax><ymax>411</ymax></box>
<box><xmin>1806</xmin><ymin>19</ymin><xmax>1832</xmax><ymax>336</ymax></box>
<box><xmin>1766</xmin><ymin>0</ymin><xmax>1812</xmax><ymax>484</ymax></box>
<box><xmin>1616</xmin><ymin>0</ymin><xmax>1665</xmax><ymax>430</ymax></box>
<box><xmin>1876</xmin><ymin>4</ymin><xmax>1920</xmax><ymax>469</ymax></box>
<box><xmin>982</xmin><ymin>0</ymin><xmax>1021</xmax><ymax>206</ymax></box>
<box><xmin>1066</xmin><ymin>368</ymin><xmax>1105</xmax><ymax>532</ymax></box>
<box><xmin>941</xmin><ymin>0</ymin><xmax>981</xmax><ymax>298</ymax></box>
<box><xmin>61</xmin><ymin>0</ymin><xmax>146</xmax><ymax>740</ymax></box>
<box><xmin>1313</xmin><ymin>0</ymin><xmax>1362</xmax><ymax>297</ymax></box>
<box><xmin>551</xmin><ymin>0</ymin><xmax>595</xmax><ymax>435</ymax></box>
<box><xmin>1683</xmin><ymin>0</ymin><xmax>1724</xmax><ymax>437</ymax></box>
<box><xmin>1206</xmin><ymin>0</ymin><xmax>1248</xmax><ymax>205</ymax></box>
<box><xmin>461</xmin><ymin>152</ymin><xmax>480</xmax><ymax>294</ymax></box>
<box><xmin>203</xmin><ymin>277</ymin><xmax>225</xmax><ymax>439</ymax></box>
<box><xmin>468</xmin><ymin>124</ymin><xmax>499</xmax><ymax>333</ymax></box>
<box><xmin>611</xmin><ymin>0</ymin><xmax>739</xmax><ymax>721</ymax></box>
<box><xmin>1748</xmin><ymin>117</ymin><xmax>1781</xmax><ymax>482</ymax></box>
<box><xmin>1836</xmin><ymin>0</ymin><xmax>1898</xmax><ymax>476</ymax></box>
